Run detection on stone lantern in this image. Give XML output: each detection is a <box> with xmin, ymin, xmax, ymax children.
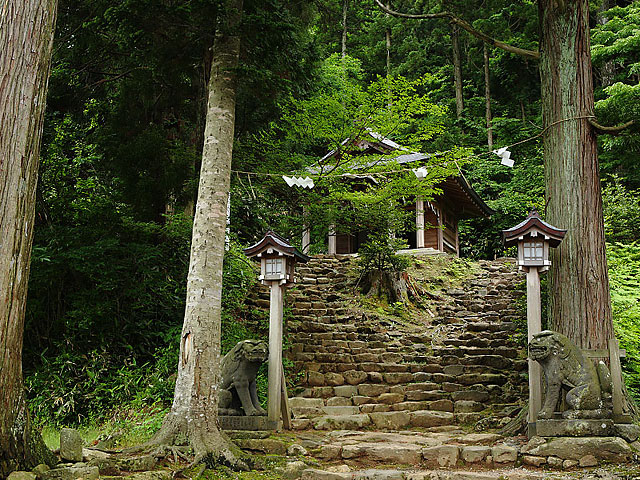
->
<box><xmin>244</xmin><ymin>231</ymin><xmax>309</xmax><ymax>426</ymax></box>
<box><xmin>503</xmin><ymin>211</ymin><xmax>566</xmax><ymax>437</ymax></box>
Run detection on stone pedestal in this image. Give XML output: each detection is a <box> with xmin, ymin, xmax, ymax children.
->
<box><xmin>219</xmin><ymin>415</ymin><xmax>280</xmax><ymax>431</ymax></box>
<box><xmin>536</xmin><ymin>419</ymin><xmax>614</xmax><ymax>437</ymax></box>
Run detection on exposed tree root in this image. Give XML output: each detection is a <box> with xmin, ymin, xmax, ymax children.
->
<box><xmin>129</xmin><ymin>413</ymin><xmax>251</xmax><ymax>475</ymax></box>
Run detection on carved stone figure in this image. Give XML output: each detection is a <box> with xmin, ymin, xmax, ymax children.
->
<box><xmin>529</xmin><ymin>330</ymin><xmax>611</xmax><ymax>420</ymax></box>
<box><xmin>218</xmin><ymin>339</ymin><xmax>268</xmax><ymax>416</ymax></box>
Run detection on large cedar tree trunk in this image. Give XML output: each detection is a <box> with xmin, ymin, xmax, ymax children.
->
<box><xmin>0</xmin><ymin>0</ymin><xmax>59</xmax><ymax>476</ymax></box>
<box><xmin>149</xmin><ymin>0</ymin><xmax>247</xmax><ymax>467</ymax></box>
<box><xmin>539</xmin><ymin>0</ymin><xmax>613</xmax><ymax>349</ymax></box>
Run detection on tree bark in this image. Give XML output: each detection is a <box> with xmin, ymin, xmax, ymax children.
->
<box><xmin>342</xmin><ymin>0</ymin><xmax>348</xmax><ymax>58</ymax></box>
<box><xmin>539</xmin><ymin>0</ymin><xmax>613</xmax><ymax>350</ymax></box>
<box><xmin>483</xmin><ymin>43</ymin><xmax>493</xmax><ymax>149</ymax></box>
<box><xmin>597</xmin><ymin>0</ymin><xmax>615</xmax><ymax>87</ymax></box>
<box><xmin>385</xmin><ymin>3</ymin><xmax>391</xmax><ymax>78</ymax></box>
<box><xmin>149</xmin><ymin>0</ymin><xmax>248</xmax><ymax>468</ymax></box>
<box><xmin>0</xmin><ymin>0</ymin><xmax>59</xmax><ymax>476</ymax></box>
<box><xmin>452</xmin><ymin>24</ymin><xmax>464</xmax><ymax>120</ymax></box>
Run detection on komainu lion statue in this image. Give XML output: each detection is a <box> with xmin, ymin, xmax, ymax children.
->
<box><xmin>218</xmin><ymin>339</ymin><xmax>268</xmax><ymax>416</ymax></box>
<box><xmin>529</xmin><ymin>330</ymin><xmax>612</xmax><ymax>420</ymax></box>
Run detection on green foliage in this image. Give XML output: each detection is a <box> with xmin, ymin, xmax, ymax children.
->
<box><xmin>602</xmin><ymin>176</ymin><xmax>640</xmax><ymax>243</ymax></box>
<box><xmin>358</xmin><ymin>237</ymin><xmax>410</xmax><ymax>275</ymax></box>
<box><xmin>607</xmin><ymin>243</ymin><xmax>640</xmax><ymax>399</ymax></box>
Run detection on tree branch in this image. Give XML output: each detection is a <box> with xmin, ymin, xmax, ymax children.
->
<box><xmin>588</xmin><ymin>118</ymin><xmax>635</xmax><ymax>135</ymax></box>
<box><xmin>373</xmin><ymin>0</ymin><xmax>540</xmax><ymax>60</ymax></box>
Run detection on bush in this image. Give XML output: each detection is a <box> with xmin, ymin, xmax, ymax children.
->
<box><xmin>357</xmin><ymin>237</ymin><xmax>410</xmax><ymax>275</ymax></box>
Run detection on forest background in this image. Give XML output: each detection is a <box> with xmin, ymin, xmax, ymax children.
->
<box><xmin>23</xmin><ymin>0</ymin><xmax>640</xmax><ymax>436</ymax></box>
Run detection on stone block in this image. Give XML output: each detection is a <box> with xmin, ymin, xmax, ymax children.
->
<box><xmin>536</xmin><ymin>419</ymin><xmax>614</xmax><ymax>437</ymax></box>
<box><xmin>390</xmin><ymin>401</ymin><xmax>428</xmax><ymax>412</ymax></box>
<box><xmin>59</xmin><ymin>428</ymin><xmax>83</xmax><ymax>462</ymax></box>
<box><xmin>428</xmin><ymin>399</ymin><xmax>454</xmax><ymax>412</ymax></box>
<box><xmin>522</xmin><ymin>455</ymin><xmax>546</xmax><ymax>467</ymax></box>
<box><xmin>358</xmin><ymin>384</ymin><xmax>389</xmax><ymax>397</ymax></box>
<box><xmin>383</xmin><ymin>372</ymin><xmax>413</xmax><ymax>384</ymax></box>
<box><xmin>235</xmin><ymin>438</ymin><xmax>287</xmax><ymax>455</ymax></box>
<box><xmin>369</xmin><ymin>411</ymin><xmax>411</xmax><ymax>430</ymax></box>
<box><xmin>461</xmin><ymin>446</ymin><xmax>490</xmax><ymax>463</ymax></box>
<box><xmin>333</xmin><ymin>385</ymin><xmax>357</xmax><ymax>397</ymax></box>
<box><xmin>327</xmin><ymin>396</ymin><xmax>352</xmax><ymax>406</ymax></box>
<box><xmin>422</xmin><ymin>445</ymin><xmax>459</xmax><ymax>467</ymax></box>
<box><xmin>614</xmin><ymin>423</ymin><xmax>640</xmax><ymax>442</ymax></box>
<box><xmin>342</xmin><ymin>443</ymin><xmax>422</xmax><ymax>464</ymax></box>
<box><xmin>8</xmin><ymin>473</ymin><xmax>36</xmax><ymax>480</ymax></box>
<box><xmin>454</xmin><ymin>400</ymin><xmax>485</xmax><ymax>413</ymax></box>
<box><xmin>563</xmin><ymin>459</ymin><xmax>578</xmax><ymax>469</ymax></box>
<box><xmin>292</xmin><ymin>418</ymin><xmax>312</xmax><ymax>430</ymax></box>
<box><xmin>377</xmin><ymin>393</ymin><xmax>404</xmax><ymax>405</ymax></box>
<box><xmin>308</xmin><ymin>371</ymin><xmax>325</xmax><ymax>386</ymax></box>
<box><xmin>450</xmin><ymin>390</ymin><xmax>490</xmax><ymax>402</ymax></box>
<box><xmin>324</xmin><ymin>373</ymin><xmax>345</xmax><ymax>386</ymax></box>
<box><xmin>491</xmin><ymin>444</ymin><xmax>517</xmax><ymax>463</ymax></box>
<box><xmin>547</xmin><ymin>456</ymin><xmax>563</xmax><ymax>468</ymax></box>
<box><xmin>459</xmin><ymin>433</ymin><xmax>502</xmax><ymax>445</ymax></box>
<box><xmin>290</xmin><ymin>397</ymin><xmax>325</xmax><ymax>409</ymax></box>
<box><xmin>343</xmin><ymin>370</ymin><xmax>368</xmax><ymax>385</ymax></box>
<box><xmin>42</xmin><ymin>466</ymin><xmax>99</xmax><ymax>480</ymax></box>
<box><xmin>525</xmin><ymin>436</ymin><xmax>632</xmax><ymax>462</ymax></box>
<box><xmin>409</xmin><ymin>410</ymin><xmax>454</xmax><ymax>428</ymax></box>
<box><xmin>353</xmin><ymin>396</ymin><xmax>374</xmax><ymax>406</ymax></box>
<box><xmin>314</xmin><ymin>414</ymin><xmax>371</xmax><ymax>430</ymax></box>
<box><xmin>322</xmin><ymin>406</ymin><xmax>359</xmax><ymax>415</ymax></box>
<box><xmin>317</xmin><ymin>445</ymin><xmax>342</xmax><ymax>460</ymax></box>
<box><xmin>117</xmin><ymin>454</ymin><xmax>158</xmax><ymax>472</ymax></box>
<box><xmin>579</xmin><ymin>454</ymin><xmax>598</xmax><ymax>467</ymax></box>
<box><xmin>368</xmin><ymin>372</ymin><xmax>384</xmax><ymax>383</ymax></box>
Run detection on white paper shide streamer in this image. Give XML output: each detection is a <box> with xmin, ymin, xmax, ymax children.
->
<box><xmin>283</xmin><ymin>175</ymin><xmax>314</xmax><ymax>189</ymax></box>
<box><xmin>413</xmin><ymin>167</ymin><xmax>428</xmax><ymax>178</ymax></box>
<box><xmin>493</xmin><ymin>147</ymin><xmax>514</xmax><ymax>167</ymax></box>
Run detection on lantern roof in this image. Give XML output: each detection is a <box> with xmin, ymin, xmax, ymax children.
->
<box><xmin>502</xmin><ymin>211</ymin><xmax>566</xmax><ymax>248</ymax></box>
<box><xmin>244</xmin><ymin>231</ymin><xmax>310</xmax><ymax>263</ymax></box>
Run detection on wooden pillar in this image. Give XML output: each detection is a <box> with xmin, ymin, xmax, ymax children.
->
<box><xmin>268</xmin><ymin>282</ymin><xmax>283</xmax><ymax>424</ymax></box>
<box><xmin>526</xmin><ymin>267</ymin><xmax>543</xmax><ymax>437</ymax></box>
<box><xmin>416</xmin><ymin>197</ymin><xmax>425</xmax><ymax>249</ymax></box>
<box><xmin>328</xmin><ymin>224</ymin><xmax>336</xmax><ymax>255</ymax></box>
<box><xmin>609</xmin><ymin>337</ymin><xmax>625</xmax><ymax>418</ymax></box>
<box><xmin>302</xmin><ymin>206</ymin><xmax>310</xmax><ymax>254</ymax></box>
<box><xmin>436</xmin><ymin>208</ymin><xmax>444</xmax><ymax>252</ymax></box>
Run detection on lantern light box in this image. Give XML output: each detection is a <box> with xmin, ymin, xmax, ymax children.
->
<box><xmin>244</xmin><ymin>231</ymin><xmax>310</xmax><ymax>285</ymax></box>
<box><xmin>502</xmin><ymin>211</ymin><xmax>566</xmax><ymax>270</ymax></box>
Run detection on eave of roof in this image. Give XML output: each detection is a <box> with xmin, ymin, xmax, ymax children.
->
<box><xmin>312</xmin><ymin>133</ymin><xmax>493</xmax><ymax>219</ymax></box>
<box><xmin>502</xmin><ymin>211</ymin><xmax>567</xmax><ymax>247</ymax></box>
<box><xmin>244</xmin><ymin>231</ymin><xmax>310</xmax><ymax>262</ymax></box>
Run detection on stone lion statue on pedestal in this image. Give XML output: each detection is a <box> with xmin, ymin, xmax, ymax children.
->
<box><xmin>529</xmin><ymin>330</ymin><xmax>612</xmax><ymax>420</ymax></box>
<box><xmin>218</xmin><ymin>339</ymin><xmax>268</xmax><ymax>416</ymax></box>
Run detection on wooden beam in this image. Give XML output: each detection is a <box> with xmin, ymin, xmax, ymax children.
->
<box><xmin>416</xmin><ymin>196</ymin><xmax>425</xmax><ymax>249</ymax></box>
<box><xmin>526</xmin><ymin>267</ymin><xmax>543</xmax><ymax>436</ymax></box>
<box><xmin>280</xmin><ymin>363</ymin><xmax>292</xmax><ymax>430</ymax></box>
<box><xmin>328</xmin><ymin>224</ymin><xmax>336</xmax><ymax>255</ymax></box>
<box><xmin>268</xmin><ymin>283</ymin><xmax>283</xmax><ymax>423</ymax></box>
<box><xmin>609</xmin><ymin>338</ymin><xmax>625</xmax><ymax>417</ymax></box>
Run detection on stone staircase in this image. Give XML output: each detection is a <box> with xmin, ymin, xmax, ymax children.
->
<box><xmin>246</xmin><ymin>254</ymin><xmax>528</xmax><ymax>431</ymax></box>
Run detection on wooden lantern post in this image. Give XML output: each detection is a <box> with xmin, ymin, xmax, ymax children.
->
<box><xmin>502</xmin><ymin>211</ymin><xmax>566</xmax><ymax>438</ymax></box>
<box><xmin>244</xmin><ymin>232</ymin><xmax>309</xmax><ymax>427</ymax></box>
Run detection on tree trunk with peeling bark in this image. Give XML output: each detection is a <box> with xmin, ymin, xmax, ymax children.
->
<box><xmin>0</xmin><ymin>0</ymin><xmax>59</xmax><ymax>476</ymax></box>
<box><xmin>539</xmin><ymin>0</ymin><xmax>613</xmax><ymax>350</ymax></box>
<box><xmin>483</xmin><ymin>43</ymin><xmax>493</xmax><ymax>149</ymax></box>
<box><xmin>148</xmin><ymin>0</ymin><xmax>248</xmax><ymax>468</ymax></box>
<box><xmin>452</xmin><ymin>24</ymin><xmax>464</xmax><ymax>120</ymax></box>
